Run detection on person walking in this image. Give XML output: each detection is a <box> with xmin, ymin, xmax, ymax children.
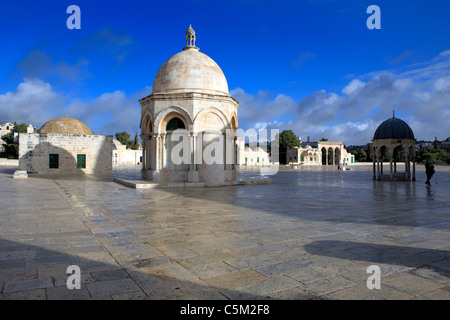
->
<box><xmin>425</xmin><ymin>158</ymin><xmax>435</xmax><ymax>186</ymax></box>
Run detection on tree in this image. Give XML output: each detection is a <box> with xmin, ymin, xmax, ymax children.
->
<box><xmin>277</xmin><ymin>130</ymin><xmax>300</xmax><ymax>164</ymax></box>
<box><xmin>115</xmin><ymin>131</ymin><xmax>139</xmax><ymax>150</ymax></box>
<box><xmin>0</xmin><ymin>123</ymin><xmax>28</xmax><ymax>159</ymax></box>
<box><xmin>115</xmin><ymin>132</ymin><xmax>131</xmax><ymax>145</ymax></box>
<box><xmin>13</xmin><ymin>123</ymin><xmax>28</xmax><ymax>133</ymax></box>
<box><xmin>134</xmin><ymin>132</ymin><xmax>138</xmax><ymax>147</ymax></box>
<box><xmin>279</xmin><ymin>130</ymin><xmax>301</xmax><ymax>150</ymax></box>
<box><xmin>416</xmin><ymin>147</ymin><xmax>450</xmax><ymax>165</ymax></box>
<box><xmin>351</xmin><ymin>148</ymin><xmax>367</xmax><ymax>162</ymax></box>
<box><xmin>319</xmin><ymin>138</ymin><xmax>328</xmax><ymax>141</ymax></box>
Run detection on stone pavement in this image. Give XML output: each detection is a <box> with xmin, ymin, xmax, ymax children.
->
<box><xmin>0</xmin><ymin>164</ymin><xmax>449</xmax><ymax>300</ymax></box>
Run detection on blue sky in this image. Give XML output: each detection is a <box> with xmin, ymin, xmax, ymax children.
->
<box><xmin>1</xmin><ymin>0</ymin><xmax>449</xmax><ymax>144</ymax></box>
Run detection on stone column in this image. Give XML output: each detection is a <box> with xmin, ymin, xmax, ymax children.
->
<box><xmin>188</xmin><ymin>132</ymin><xmax>199</xmax><ymax>183</ymax></box>
<box><xmin>154</xmin><ymin>133</ymin><xmax>160</xmax><ymax>171</ymax></box>
<box><xmin>162</xmin><ymin>133</ymin><xmax>167</xmax><ymax>169</ymax></box>
<box><xmin>412</xmin><ymin>152</ymin><xmax>416</xmax><ymax>181</ymax></box>
<box><xmin>372</xmin><ymin>147</ymin><xmax>376</xmax><ymax>180</ymax></box>
<box><xmin>376</xmin><ymin>153</ymin><xmax>381</xmax><ymax>180</ymax></box>
<box><xmin>389</xmin><ymin>151</ymin><xmax>393</xmax><ymax>180</ymax></box>
<box><xmin>140</xmin><ymin>134</ymin><xmax>147</xmax><ymax>170</ymax></box>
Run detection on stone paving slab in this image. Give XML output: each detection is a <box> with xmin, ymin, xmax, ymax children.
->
<box><xmin>0</xmin><ymin>165</ymin><xmax>449</xmax><ymax>300</ymax></box>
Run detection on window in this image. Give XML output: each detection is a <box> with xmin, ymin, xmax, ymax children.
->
<box><xmin>77</xmin><ymin>154</ymin><xmax>86</xmax><ymax>169</ymax></box>
<box><xmin>49</xmin><ymin>154</ymin><xmax>59</xmax><ymax>169</ymax></box>
<box><xmin>166</xmin><ymin>117</ymin><xmax>186</xmax><ymax>131</ymax></box>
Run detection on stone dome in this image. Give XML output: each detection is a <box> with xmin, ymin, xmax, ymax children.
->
<box><xmin>152</xmin><ymin>43</ymin><xmax>229</xmax><ymax>95</ymax></box>
<box><xmin>373</xmin><ymin>116</ymin><xmax>415</xmax><ymax>140</ymax></box>
<box><xmin>38</xmin><ymin>117</ymin><xmax>94</xmax><ymax>135</ymax></box>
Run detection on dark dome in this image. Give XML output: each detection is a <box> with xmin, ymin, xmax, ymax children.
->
<box><xmin>373</xmin><ymin>116</ymin><xmax>415</xmax><ymax>140</ymax></box>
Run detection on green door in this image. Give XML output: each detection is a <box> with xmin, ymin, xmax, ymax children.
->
<box><xmin>77</xmin><ymin>154</ymin><xmax>86</xmax><ymax>169</ymax></box>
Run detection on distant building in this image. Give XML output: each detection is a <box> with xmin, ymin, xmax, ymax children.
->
<box><xmin>441</xmin><ymin>137</ymin><xmax>450</xmax><ymax>152</ymax></box>
<box><xmin>0</xmin><ymin>138</ymin><xmax>6</xmax><ymax>153</ymax></box>
<box><xmin>0</xmin><ymin>123</ymin><xmax>14</xmax><ymax>136</ymax></box>
<box><xmin>287</xmin><ymin>141</ymin><xmax>354</xmax><ymax>166</ymax></box>
<box><xmin>19</xmin><ymin>117</ymin><xmax>113</xmax><ymax>175</ymax></box>
<box><xmin>112</xmin><ymin>139</ymin><xmax>142</xmax><ymax>166</ymax></box>
<box><xmin>236</xmin><ymin>138</ymin><xmax>270</xmax><ymax>166</ymax></box>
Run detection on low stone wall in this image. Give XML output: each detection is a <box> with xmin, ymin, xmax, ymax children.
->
<box><xmin>0</xmin><ymin>158</ymin><xmax>19</xmax><ymax>166</ymax></box>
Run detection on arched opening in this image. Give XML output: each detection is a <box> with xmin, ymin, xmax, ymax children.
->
<box><xmin>393</xmin><ymin>145</ymin><xmax>405</xmax><ymax>173</ymax></box>
<box><xmin>301</xmin><ymin>151</ymin><xmax>307</xmax><ymax>164</ymax></box>
<box><xmin>161</xmin><ymin>114</ymin><xmax>189</xmax><ymax>172</ymax></box>
<box><xmin>379</xmin><ymin>145</ymin><xmax>388</xmax><ymax>175</ymax></box>
<box><xmin>328</xmin><ymin>148</ymin><xmax>334</xmax><ymax>165</ymax></box>
<box><xmin>321</xmin><ymin>147</ymin><xmax>327</xmax><ymax>165</ymax></box>
<box><xmin>334</xmin><ymin>147</ymin><xmax>341</xmax><ymax>166</ymax></box>
<box><xmin>166</xmin><ymin>117</ymin><xmax>186</xmax><ymax>131</ymax></box>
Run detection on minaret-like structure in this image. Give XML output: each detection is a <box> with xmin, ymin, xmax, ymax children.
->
<box><xmin>185</xmin><ymin>24</ymin><xmax>198</xmax><ymax>49</ymax></box>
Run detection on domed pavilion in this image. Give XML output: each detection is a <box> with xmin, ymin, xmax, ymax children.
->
<box><xmin>372</xmin><ymin>112</ymin><xmax>416</xmax><ymax>181</ymax></box>
<box><xmin>139</xmin><ymin>26</ymin><xmax>239</xmax><ymax>185</ymax></box>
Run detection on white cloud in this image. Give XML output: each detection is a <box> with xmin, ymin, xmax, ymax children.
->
<box><xmin>342</xmin><ymin>79</ymin><xmax>365</xmax><ymax>95</ymax></box>
<box><xmin>0</xmin><ymin>79</ymin><xmax>63</xmax><ymax>125</ymax></box>
<box><xmin>0</xmin><ymin>78</ymin><xmax>151</xmax><ymax>137</ymax></box>
<box><xmin>231</xmin><ymin>50</ymin><xmax>450</xmax><ymax>145</ymax></box>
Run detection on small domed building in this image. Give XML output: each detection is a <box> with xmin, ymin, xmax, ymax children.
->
<box><xmin>139</xmin><ymin>26</ymin><xmax>239</xmax><ymax>185</ymax></box>
<box><xmin>372</xmin><ymin>112</ymin><xmax>416</xmax><ymax>181</ymax></box>
<box><xmin>18</xmin><ymin>116</ymin><xmax>113</xmax><ymax>175</ymax></box>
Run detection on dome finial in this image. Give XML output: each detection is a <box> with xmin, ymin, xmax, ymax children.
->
<box><xmin>184</xmin><ymin>25</ymin><xmax>199</xmax><ymax>51</ymax></box>
<box><xmin>186</xmin><ymin>25</ymin><xmax>196</xmax><ymax>47</ymax></box>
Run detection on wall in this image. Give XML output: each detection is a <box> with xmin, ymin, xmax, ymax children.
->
<box><xmin>19</xmin><ymin>133</ymin><xmax>113</xmax><ymax>175</ymax></box>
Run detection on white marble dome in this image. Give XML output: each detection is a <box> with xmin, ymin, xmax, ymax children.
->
<box><xmin>152</xmin><ymin>47</ymin><xmax>229</xmax><ymax>95</ymax></box>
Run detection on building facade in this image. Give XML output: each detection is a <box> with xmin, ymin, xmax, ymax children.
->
<box><xmin>287</xmin><ymin>141</ymin><xmax>354</xmax><ymax>166</ymax></box>
<box><xmin>236</xmin><ymin>138</ymin><xmax>270</xmax><ymax>166</ymax></box>
<box><xmin>19</xmin><ymin>117</ymin><xmax>113</xmax><ymax>175</ymax></box>
<box><xmin>113</xmin><ymin>139</ymin><xmax>143</xmax><ymax>166</ymax></box>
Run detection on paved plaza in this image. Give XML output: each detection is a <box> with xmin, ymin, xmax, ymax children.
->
<box><xmin>0</xmin><ymin>164</ymin><xmax>449</xmax><ymax>300</ymax></box>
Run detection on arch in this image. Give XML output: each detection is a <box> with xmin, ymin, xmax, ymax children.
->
<box><xmin>140</xmin><ymin>110</ymin><xmax>153</xmax><ymax>131</ymax></box>
<box><xmin>300</xmin><ymin>151</ymin><xmax>308</xmax><ymax>163</ymax></box>
<box><xmin>194</xmin><ymin>107</ymin><xmax>228</xmax><ymax>133</ymax></box>
<box><xmin>166</xmin><ymin>117</ymin><xmax>186</xmax><ymax>131</ymax></box>
<box><xmin>334</xmin><ymin>147</ymin><xmax>341</xmax><ymax>166</ymax></box>
<box><xmin>141</xmin><ymin>113</ymin><xmax>153</xmax><ymax>135</ymax></box>
<box><xmin>230</xmin><ymin>114</ymin><xmax>238</xmax><ymax>130</ymax></box>
<box><xmin>321</xmin><ymin>147</ymin><xmax>327</xmax><ymax>165</ymax></box>
<box><xmin>154</xmin><ymin>106</ymin><xmax>193</xmax><ymax>134</ymax></box>
<box><xmin>328</xmin><ymin>148</ymin><xmax>334</xmax><ymax>165</ymax></box>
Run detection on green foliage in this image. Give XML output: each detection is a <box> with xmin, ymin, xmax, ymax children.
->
<box><xmin>319</xmin><ymin>138</ymin><xmax>328</xmax><ymax>141</ymax></box>
<box><xmin>13</xmin><ymin>123</ymin><xmax>28</xmax><ymax>133</ymax></box>
<box><xmin>416</xmin><ymin>148</ymin><xmax>450</xmax><ymax>165</ymax></box>
<box><xmin>115</xmin><ymin>132</ymin><xmax>131</xmax><ymax>145</ymax></box>
<box><xmin>0</xmin><ymin>122</ymin><xmax>29</xmax><ymax>159</ymax></box>
<box><xmin>352</xmin><ymin>148</ymin><xmax>367</xmax><ymax>162</ymax></box>
<box><xmin>115</xmin><ymin>131</ymin><xmax>139</xmax><ymax>150</ymax></box>
<box><xmin>278</xmin><ymin>130</ymin><xmax>300</xmax><ymax>150</ymax></box>
<box><xmin>1</xmin><ymin>132</ymin><xmax>17</xmax><ymax>159</ymax></box>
